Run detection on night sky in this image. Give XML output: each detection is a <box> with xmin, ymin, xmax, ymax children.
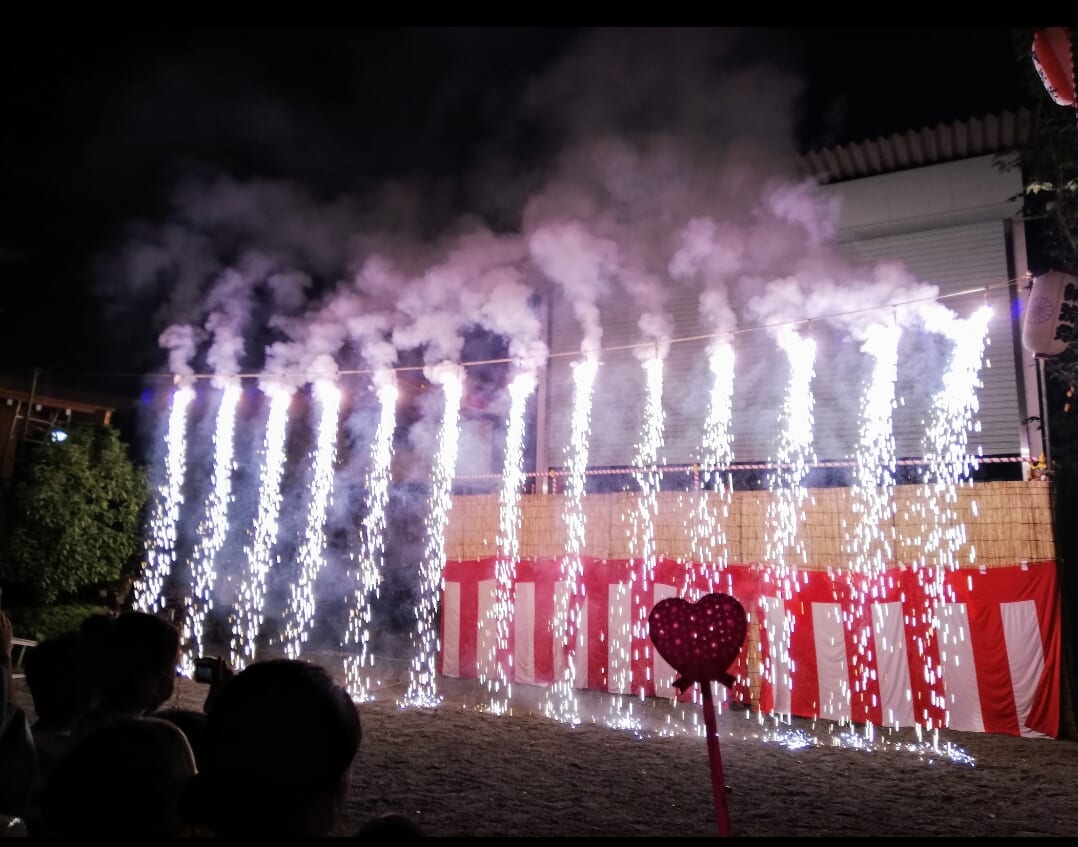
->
<box><xmin>0</xmin><ymin>27</ymin><xmax>1033</xmax><ymax>397</ymax></box>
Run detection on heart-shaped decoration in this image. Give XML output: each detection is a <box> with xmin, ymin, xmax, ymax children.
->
<box><xmin>648</xmin><ymin>592</ymin><xmax>747</xmax><ymax>690</ymax></box>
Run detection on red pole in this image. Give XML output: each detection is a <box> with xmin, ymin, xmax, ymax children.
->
<box><xmin>701</xmin><ymin>682</ymin><xmax>732</xmax><ymax>837</ymax></box>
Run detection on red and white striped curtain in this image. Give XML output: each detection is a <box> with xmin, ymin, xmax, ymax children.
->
<box><xmin>440</xmin><ymin>557</ymin><xmax>1060</xmax><ymax>738</ymax></box>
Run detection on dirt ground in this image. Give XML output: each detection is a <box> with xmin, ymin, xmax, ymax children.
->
<box><xmin>12</xmin><ymin>658</ymin><xmax>1078</xmax><ymax>838</ymax></box>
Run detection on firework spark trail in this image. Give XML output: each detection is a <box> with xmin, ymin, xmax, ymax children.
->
<box><xmin>403</xmin><ymin>364</ymin><xmax>464</xmax><ymax>708</ymax></box>
<box><xmin>624</xmin><ymin>353</ymin><xmax>665</xmax><ymax>704</ymax></box>
<box><xmin>134</xmin><ymin>384</ymin><xmax>194</xmax><ymax>615</ymax></box>
<box><xmin>483</xmin><ymin>372</ymin><xmax>536</xmax><ymax>715</ymax></box>
<box><xmin>344</xmin><ymin>374</ymin><xmax>399</xmax><ymax>702</ymax></box>
<box><xmin>544</xmin><ymin>355</ymin><xmax>599</xmax><ymax>725</ymax></box>
<box><xmin>911</xmin><ymin>306</ymin><xmax>992</xmax><ymax>729</ymax></box>
<box><xmin>688</xmin><ymin>340</ymin><xmax>736</xmax><ymax>599</ymax></box>
<box><xmin>231</xmin><ymin>383</ymin><xmax>293</xmax><ymax>670</ymax></box>
<box><xmin>663</xmin><ymin>341</ymin><xmax>739</xmax><ymax>714</ymax></box>
<box><xmin>921</xmin><ymin>307</ymin><xmax>992</xmax><ymax>572</ymax></box>
<box><xmin>180</xmin><ymin>381</ymin><xmax>241</xmax><ymax>674</ymax></box>
<box><xmin>283</xmin><ymin>379</ymin><xmax>342</xmax><ymax>660</ymax></box>
<box><xmin>843</xmin><ymin>324</ymin><xmax>900</xmax><ymax>726</ymax></box>
<box><xmin>762</xmin><ymin>328</ymin><xmax>817</xmax><ymax>720</ymax></box>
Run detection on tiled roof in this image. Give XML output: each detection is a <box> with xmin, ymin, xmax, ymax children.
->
<box><xmin>800</xmin><ymin>109</ymin><xmax>1033</xmax><ymax>184</ymax></box>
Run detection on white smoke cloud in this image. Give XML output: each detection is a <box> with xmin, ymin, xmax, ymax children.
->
<box><xmin>477</xmin><ymin>272</ymin><xmax>548</xmax><ymax>373</ymax></box>
<box><xmin>266</xmin><ymin>270</ymin><xmax>313</xmax><ymax>314</ymax></box>
<box><xmin>204</xmin><ymin>268</ymin><xmax>253</xmax><ymax>387</ymax></box>
<box><xmin>158</xmin><ymin>323</ymin><xmax>200</xmax><ymax>379</ymax></box>
<box><xmin>527</xmin><ymin>222</ymin><xmax>617</xmax><ymax>354</ymax></box>
<box><xmin>110</xmin><ymin>28</ymin><xmax>923</xmax><ymax>392</ymax></box>
<box><xmin>97</xmin><ymin>27</ymin><xmax>976</xmax><ymax>485</ymax></box>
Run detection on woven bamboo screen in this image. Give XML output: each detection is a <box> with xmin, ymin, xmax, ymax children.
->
<box><xmin>445</xmin><ymin>480</ymin><xmax>1055</xmax><ymax>567</ymax></box>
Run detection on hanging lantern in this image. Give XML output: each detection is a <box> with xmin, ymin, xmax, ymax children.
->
<box><xmin>1032</xmin><ymin>27</ymin><xmax>1076</xmax><ymax>108</ymax></box>
<box><xmin>1022</xmin><ymin>270</ymin><xmax>1078</xmax><ymax>357</ymax></box>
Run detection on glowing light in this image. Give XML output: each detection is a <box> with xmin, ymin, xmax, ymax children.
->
<box><xmin>689</xmin><ymin>340</ymin><xmax>736</xmax><ymax>598</ymax></box>
<box><xmin>180</xmin><ymin>380</ymin><xmax>241</xmax><ymax>675</ymax></box>
<box><xmin>402</xmin><ymin>363</ymin><xmax>464</xmax><ymax>708</ymax></box>
<box><xmin>909</xmin><ymin>307</ymin><xmax>991</xmax><ymax>730</ymax></box>
<box><xmin>344</xmin><ymin>374</ymin><xmax>399</xmax><ymax>702</ymax></box>
<box><xmin>620</xmin><ymin>352</ymin><xmax>664</xmax><ymax>712</ymax></box>
<box><xmin>767</xmin><ymin>329</ymin><xmax>817</xmax><ymax>571</ymax></box>
<box><xmin>763</xmin><ymin>328</ymin><xmax>817</xmax><ymax>719</ymax></box>
<box><xmin>545</xmin><ymin>353</ymin><xmax>599</xmax><ymax>725</ymax></box>
<box><xmin>147</xmin><ymin>296</ymin><xmax>1000</xmax><ymax>744</ymax></box>
<box><xmin>283</xmin><ymin>378</ymin><xmax>342</xmax><ymax>660</ymax></box>
<box><xmin>231</xmin><ymin>383</ymin><xmax>292</xmax><ymax>670</ymax></box>
<box><xmin>447</xmin><ymin>680</ymin><xmax>976</xmax><ymax>767</ymax></box>
<box><xmin>134</xmin><ymin>384</ymin><xmax>194</xmax><ymax>615</ymax></box>
<box><xmin>483</xmin><ymin>370</ymin><xmax>536</xmax><ymax>715</ymax></box>
<box><xmin>844</xmin><ymin>323</ymin><xmax>900</xmax><ymax>728</ymax></box>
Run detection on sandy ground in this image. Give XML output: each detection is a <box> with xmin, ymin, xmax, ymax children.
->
<box><xmin>12</xmin><ymin>655</ymin><xmax>1078</xmax><ymax>838</ymax></box>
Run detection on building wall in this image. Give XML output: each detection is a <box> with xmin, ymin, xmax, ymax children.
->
<box><xmin>539</xmin><ymin>154</ymin><xmax>1036</xmax><ymax>472</ymax></box>
<box><xmin>828</xmin><ymin>155</ymin><xmax>1032</xmax><ymax>460</ymax></box>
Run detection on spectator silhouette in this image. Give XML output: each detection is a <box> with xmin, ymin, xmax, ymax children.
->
<box><xmin>0</xmin><ymin>610</ymin><xmax>37</xmax><ymax>821</ymax></box>
<box><xmin>183</xmin><ymin>658</ymin><xmax>361</xmax><ymax>837</ymax></box>
<box><xmin>37</xmin><ymin>716</ymin><xmax>198</xmax><ymax>838</ymax></box>
<box><xmin>23</xmin><ymin>630</ymin><xmax>96</xmax><ymax>782</ymax></box>
<box><xmin>155</xmin><ymin>707</ymin><xmax>209</xmax><ymax>769</ymax></box>
<box><xmin>354</xmin><ymin>811</ymin><xmax>428</xmax><ymax>838</ymax></box>
<box><xmin>73</xmin><ymin>611</ymin><xmax>181</xmax><ymax>739</ymax></box>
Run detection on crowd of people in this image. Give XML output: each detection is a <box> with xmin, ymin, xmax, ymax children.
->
<box><xmin>0</xmin><ymin>608</ymin><xmax>424</xmax><ymax>837</ymax></box>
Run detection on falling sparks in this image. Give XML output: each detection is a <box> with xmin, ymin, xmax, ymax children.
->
<box><xmin>402</xmin><ymin>363</ymin><xmax>464</xmax><ymax>708</ymax></box>
<box><xmin>483</xmin><ymin>371</ymin><xmax>536</xmax><ymax>715</ymax></box>
<box><xmin>134</xmin><ymin>384</ymin><xmax>194</xmax><ymax>616</ymax></box>
<box><xmin>620</xmin><ymin>351</ymin><xmax>665</xmax><ymax>710</ymax></box>
<box><xmin>762</xmin><ymin>328</ymin><xmax>817</xmax><ymax>719</ymax></box>
<box><xmin>689</xmin><ymin>340</ymin><xmax>736</xmax><ymax>597</ymax></box>
<box><xmin>766</xmin><ymin>328</ymin><xmax>817</xmax><ymax>572</ymax></box>
<box><xmin>231</xmin><ymin>383</ymin><xmax>293</xmax><ymax>670</ymax></box>
<box><xmin>545</xmin><ymin>354</ymin><xmax>600</xmax><ymax>725</ymax></box>
<box><xmin>844</xmin><ymin>323</ymin><xmax>900</xmax><ymax>727</ymax></box>
<box><xmin>921</xmin><ymin>307</ymin><xmax>993</xmax><ymax>567</ymax></box>
<box><xmin>450</xmin><ymin>676</ymin><xmax>976</xmax><ymax>767</ymax></box>
<box><xmin>143</xmin><ymin>303</ymin><xmax>997</xmax><ymax>746</ymax></box>
<box><xmin>909</xmin><ymin>306</ymin><xmax>992</xmax><ymax>730</ymax></box>
<box><xmin>849</xmin><ymin>323</ymin><xmax>900</xmax><ymax>575</ymax></box>
<box><xmin>180</xmin><ymin>380</ymin><xmax>241</xmax><ymax>674</ymax></box>
<box><xmin>283</xmin><ymin>379</ymin><xmax>342</xmax><ymax>660</ymax></box>
<box><xmin>344</xmin><ymin>374</ymin><xmax>399</xmax><ymax>702</ymax></box>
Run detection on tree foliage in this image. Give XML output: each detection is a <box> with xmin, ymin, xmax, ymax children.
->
<box><xmin>0</xmin><ymin>424</ymin><xmax>149</xmax><ymax>605</ymax></box>
<box><xmin>1006</xmin><ymin>28</ymin><xmax>1078</xmax><ymax>471</ymax></box>
<box><xmin>1010</xmin><ymin>28</ymin><xmax>1078</xmax><ymax>740</ymax></box>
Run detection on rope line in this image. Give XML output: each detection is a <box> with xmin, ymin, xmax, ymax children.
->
<box><xmin>129</xmin><ymin>274</ymin><xmax>1028</xmax><ymax>383</ymax></box>
<box><xmin>452</xmin><ymin>455</ymin><xmax>1031</xmax><ymax>481</ymax></box>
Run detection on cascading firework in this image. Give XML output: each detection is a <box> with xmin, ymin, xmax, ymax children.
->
<box><xmin>844</xmin><ymin>323</ymin><xmax>900</xmax><ymax>726</ymax></box>
<box><xmin>231</xmin><ymin>382</ymin><xmax>293</xmax><ymax>670</ymax></box>
<box><xmin>180</xmin><ymin>380</ymin><xmax>240</xmax><ymax>674</ymax></box>
<box><xmin>344</xmin><ymin>374</ymin><xmax>399</xmax><ymax>702</ymax></box>
<box><xmin>141</xmin><ymin>296</ymin><xmax>997</xmax><ymax>747</ymax></box>
<box><xmin>911</xmin><ymin>306</ymin><xmax>992</xmax><ymax>730</ymax></box>
<box><xmin>403</xmin><ymin>364</ymin><xmax>464</xmax><ymax>708</ymax></box>
<box><xmin>625</xmin><ymin>352</ymin><xmax>665</xmax><ymax>703</ymax></box>
<box><xmin>544</xmin><ymin>354</ymin><xmax>599</xmax><ymax>726</ymax></box>
<box><xmin>283</xmin><ymin>379</ymin><xmax>342</xmax><ymax>660</ymax></box>
<box><xmin>687</xmin><ymin>340</ymin><xmax>736</xmax><ymax>600</ymax></box>
<box><xmin>483</xmin><ymin>371</ymin><xmax>536</xmax><ymax>715</ymax></box>
<box><xmin>762</xmin><ymin>328</ymin><xmax>817</xmax><ymax>719</ymax></box>
<box><xmin>134</xmin><ymin>383</ymin><xmax>194</xmax><ymax>616</ymax></box>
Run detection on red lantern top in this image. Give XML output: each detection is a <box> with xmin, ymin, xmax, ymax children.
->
<box><xmin>1033</xmin><ymin>27</ymin><xmax>1076</xmax><ymax>108</ymax></box>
